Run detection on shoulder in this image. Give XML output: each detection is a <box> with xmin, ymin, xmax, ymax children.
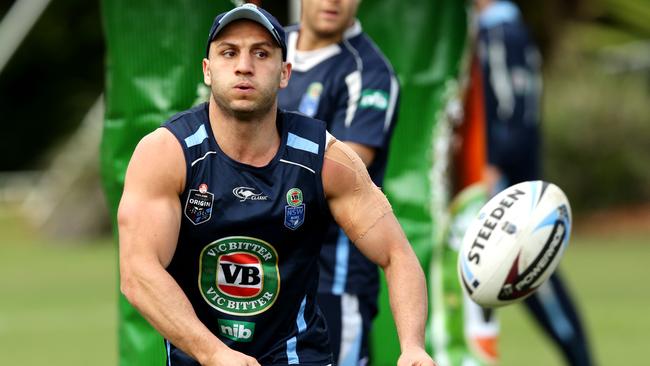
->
<box><xmin>137</xmin><ymin>127</ymin><xmax>181</xmax><ymax>151</ymax></box>
<box><xmin>281</xmin><ymin>109</ymin><xmax>328</xmax><ymax>147</ymax></box>
<box><xmin>132</xmin><ymin>128</ymin><xmax>185</xmax><ymax>172</ymax></box>
<box><xmin>162</xmin><ymin>103</ymin><xmax>211</xmax><ymax>148</ymax></box>
<box><xmin>345</xmin><ymin>31</ymin><xmax>396</xmax><ymax>77</ymax></box>
<box><xmin>127</xmin><ymin>128</ymin><xmax>186</xmax><ymax>194</ymax></box>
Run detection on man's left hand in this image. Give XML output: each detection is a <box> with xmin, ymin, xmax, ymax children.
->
<box><xmin>397</xmin><ymin>346</ymin><xmax>437</xmax><ymax>366</ymax></box>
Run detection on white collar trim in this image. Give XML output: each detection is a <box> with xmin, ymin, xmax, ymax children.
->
<box><xmin>287</xmin><ymin>20</ymin><xmax>362</xmax><ymax>72</ymax></box>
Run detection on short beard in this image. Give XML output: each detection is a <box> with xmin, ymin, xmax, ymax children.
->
<box><xmin>212</xmin><ymin>86</ymin><xmax>278</xmax><ymax>122</ymax></box>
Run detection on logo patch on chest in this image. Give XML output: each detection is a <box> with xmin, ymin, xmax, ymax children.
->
<box><xmin>298</xmin><ymin>82</ymin><xmax>323</xmax><ymax>117</ymax></box>
<box><xmin>199</xmin><ymin>236</ymin><xmax>280</xmax><ymax>316</ymax></box>
<box><xmin>217</xmin><ymin>319</ymin><xmax>256</xmax><ymax>342</ymax></box>
<box><xmin>184</xmin><ymin>184</ymin><xmax>214</xmax><ymax>225</ymax></box>
<box><xmin>284</xmin><ymin>188</ymin><xmax>306</xmax><ymax>230</ymax></box>
<box><xmin>232</xmin><ymin>186</ymin><xmax>269</xmax><ymax>202</ymax></box>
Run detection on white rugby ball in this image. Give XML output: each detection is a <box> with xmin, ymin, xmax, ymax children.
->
<box><xmin>457</xmin><ymin>180</ymin><xmax>572</xmax><ymax>307</ymax></box>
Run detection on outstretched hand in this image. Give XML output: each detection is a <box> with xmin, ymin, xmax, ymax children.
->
<box><xmin>203</xmin><ymin>348</ymin><xmax>260</xmax><ymax>366</ymax></box>
<box><xmin>397</xmin><ymin>346</ymin><xmax>437</xmax><ymax>366</ymax></box>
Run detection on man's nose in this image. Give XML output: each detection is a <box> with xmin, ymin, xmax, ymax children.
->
<box><xmin>235</xmin><ymin>52</ymin><xmax>254</xmax><ymax>75</ymax></box>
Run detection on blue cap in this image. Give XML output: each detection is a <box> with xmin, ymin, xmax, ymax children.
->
<box><xmin>206</xmin><ymin>4</ymin><xmax>287</xmax><ymax>60</ymax></box>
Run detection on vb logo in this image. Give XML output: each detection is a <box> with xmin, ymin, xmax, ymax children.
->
<box><xmin>217</xmin><ymin>319</ymin><xmax>255</xmax><ymax>342</ymax></box>
<box><xmin>199</xmin><ymin>236</ymin><xmax>279</xmax><ymax>315</ymax></box>
<box><xmin>218</xmin><ymin>253</ymin><xmax>262</xmax><ymax>297</ymax></box>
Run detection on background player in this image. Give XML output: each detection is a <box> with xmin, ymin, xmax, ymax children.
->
<box><xmin>118</xmin><ymin>4</ymin><xmax>433</xmax><ymax>366</ymax></box>
<box><xmin>476</xmin><ymin>1</ymin><xmax>594</xmax><ymax>364</ymax></box>
<box><xmin>278</xmin><ymin>1</ymin><xmax>400</xmax><ymax>364</ymax></box>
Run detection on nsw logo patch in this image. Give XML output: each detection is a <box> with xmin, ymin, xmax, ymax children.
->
<box><xmin>199</xmin><ymin>236</ymin><xmax>280</xmax><ymax>316</ymax></box>
<box><xmin>284</xmin><ymin>188</ymin><xmax>305</xmax><ymax>230</ymax></box>
<box><xmin>298</xmin><ymin>82</ymin><xmax>323</xmax><ymax>117</ymax></box>
<box><xmin>184</xmin><ymin>183</ymin><xmax>214</xmax><ymax>225</ymax></box>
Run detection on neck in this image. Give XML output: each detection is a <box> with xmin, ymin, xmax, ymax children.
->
<box><xmin>297</xmin><ymin>24</ymin><xmax>344</xmax><ymax>51</ymax></box>
<box><xmin>208</xmin><ymin>97</ymin><xmax>281</xmax><ymax>167</ymax></box>
<box><xmin>476</xmin><ymin>0</ymin><xmax>494</xmax><ymax>12</ymax></box>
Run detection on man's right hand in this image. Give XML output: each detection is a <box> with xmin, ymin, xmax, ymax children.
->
<box><xmin>202</xmin><ymin>348</ymin><xmax>260</xmax><ymax>366</ymax></box>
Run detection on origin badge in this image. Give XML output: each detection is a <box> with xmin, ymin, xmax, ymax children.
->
<box><xmin>184</xmin><ymin>187</ymin><xmax>214</xmax><ymax>225</ymax></box>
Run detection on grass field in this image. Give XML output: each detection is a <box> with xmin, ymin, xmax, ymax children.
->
<box><xmin>498</xmin><ymin>230</ymin><xmax>650</xmax><ymax>365</ymax></box>
<box><xmin>0</xmin><ymin>209</ymin><xmax>117</xmax><ymax>366</ymax></box>
<box><xmin>1</xmin><ymin>208</ymin><xmax>647</xmax><ymax>365</ymax></box>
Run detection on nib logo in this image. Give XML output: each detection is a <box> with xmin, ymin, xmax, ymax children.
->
<box><xmin>217</xmin><ymin>319</ymin><xmax>255</xmax><ymax>342</ymax></box>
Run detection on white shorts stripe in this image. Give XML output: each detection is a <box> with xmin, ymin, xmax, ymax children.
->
<box><xmin>339</xmin><ymin>293</ymin><xmax>363</xmax><ymax>366</ymax></box>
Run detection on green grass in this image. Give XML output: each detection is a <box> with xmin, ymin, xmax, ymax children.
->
<box><xmin>1</xmin><ymin>208</ymin><xmax>647</xmax><ymax>365</ymax></box>
<box><xmin>0</xmin><ymin>210</ymin><xmax>117</xmax><ymax>366</ymax></box>
<box><xmin>499</xmin><ymin>232</ymin><xmax>650</xmax><ymax>366</ymax></box>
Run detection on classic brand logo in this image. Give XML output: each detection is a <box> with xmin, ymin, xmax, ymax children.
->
<box><xmin>217</xmin><ymin>319</ymin><xmax>256</xmax><ymax>342</ymax></box>
<box><xmin>359</xmin><ymin>89</ymin><xmax>389</xmax><ymax>110</ymax></box>
<box><xmin>232</xmin><ymin>187</ymin><xmax>269</xmax><ymax>202</ymax></box>
<box><xmin>199</xmin><ymin>236</ymin><xmax>280</xmax><ymax>316</ymax></box>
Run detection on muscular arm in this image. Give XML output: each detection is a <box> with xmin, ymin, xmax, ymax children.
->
<box><xmin>323</xmin><ymin>139</ymin><xmax>435</xmax><ymax>366</ymax></box>
<box><xmin>344</xmin><ymin>141</ymin><xmax>375</xmax><ymax>167</ymax></box>
<box><xmin>118</xmin><ymin>128</ymin><xmax>258</xmax><ymax>366</ymax></box>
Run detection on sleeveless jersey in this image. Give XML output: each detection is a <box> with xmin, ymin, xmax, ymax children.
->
<box><xmin>162</xmin><ymin>103</ymin><xmax>332</xmax><ymax>365</ymax></box>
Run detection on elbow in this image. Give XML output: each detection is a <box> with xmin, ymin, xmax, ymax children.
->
<box><xmin>117</xmin><ymin>201</ymin><xmax>143</xmax><ymax>305</ymax></box>
<box><xmin>120</xmin><ymin>263</ymin><xmax>151</xmax><ymax>314</ymax></box>
<box><xmin>116</xmin><ymin>198</ymin><xmax>132</xmax><ymax>233</ymax></box>
<box><xmin>119</xmin><ymin>264</ymin><xmax>139</xmax><ymax>305</ymax></box>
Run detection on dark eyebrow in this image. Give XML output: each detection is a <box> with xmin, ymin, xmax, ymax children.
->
<box><xmin>214</xmin><ymin>41</ymin><xmax>276</xmax><ymax>50</ymax></box>
<box><xmin>251</xmin><ymin>41</ymin><xmax>275</xmax><ymax>49</ymax></box>
<box><xmin>214</xmin><ymin>41</ymin><xmax>238</xmax><ymax>49</ymax></box>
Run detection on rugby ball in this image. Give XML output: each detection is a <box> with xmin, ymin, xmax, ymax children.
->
<box><xmin>457</xmin><ymin>180</ymin><xmax>571</xmax><ymax>307</ymax></box>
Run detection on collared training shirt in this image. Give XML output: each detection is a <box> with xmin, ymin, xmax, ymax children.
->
<box><xmin>278</xmin><ymin>21</ymin><xmax>400</xmax><ymax>298</ymax></box>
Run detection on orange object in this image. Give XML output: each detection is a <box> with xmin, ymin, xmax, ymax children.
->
<box><xmin>471</xmin><ymin>335</ymin><xmax>499</xmax><ymax>364</ymax></box>
<box><xmin>454</xmin><ymin>55</ymin><xmax>487</xmax><ymax>192</ymax></box>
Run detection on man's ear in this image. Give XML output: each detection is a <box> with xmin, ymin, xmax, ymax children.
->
<box><xmin>279</xmin><ymin>61</ymin><xmax>292</xmax><ymax>89</ymax></box>
<box><xmin>202</xmin><ymin>58</ymin><xmax>212</xmax><ymax>86</ymax></box>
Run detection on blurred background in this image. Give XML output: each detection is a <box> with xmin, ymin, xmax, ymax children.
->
<box><xmin>0</xmin><ymin>0</ymin><xmax>648</xmax><ymax>365</ymax></box>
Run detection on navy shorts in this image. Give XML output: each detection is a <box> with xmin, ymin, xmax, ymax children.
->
<box><xmin>317</xmin><ymin>292</ymin><xmax>377</xmax><ymax>366</ymax></box>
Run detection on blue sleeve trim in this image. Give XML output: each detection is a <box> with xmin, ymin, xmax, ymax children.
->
<box><xmin>184</xmin><ymin>124</ymin><xmax>208</xmax><ymax>148</ymax></box>
<box><xmin>287</xmin><ymin>132</ymin><xmax>319</xmax><ymax>154</ymax></box>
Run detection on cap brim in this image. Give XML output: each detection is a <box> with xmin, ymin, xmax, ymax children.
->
<box><xmin>214</xmin><ymin>7</ymin><xmax>280</xmax><ymax>46</ymax></box>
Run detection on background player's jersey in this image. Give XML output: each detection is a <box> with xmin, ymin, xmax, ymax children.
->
<box><xmin>278</xmin><ymin>21</ymin><xmax>400</xmax><ymax>297</ymax></box>
<box><xmin>477</xmin><ymin>0</ymin><xmax>542</xmax><ymax>183</ymax></box>
<box><xmin>162</xmin><ymin>104</ymin><xmax>332</xmax><ymax>365</ymax></box>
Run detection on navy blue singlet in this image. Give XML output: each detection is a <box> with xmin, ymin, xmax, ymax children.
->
<box><xmin>162</xmin><ymin>103</ymin><xmax>332</xmax><ymax>366</ymax></box>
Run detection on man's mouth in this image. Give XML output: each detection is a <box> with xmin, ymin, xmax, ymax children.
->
<box><xmin>234</xmin><ymin>82</ymin><xmax>254</xmax><ymax>91</ymax></box>
<box><xmin>321</xmin><ymin>9</ymin><xmax>339</xmax><ymax>18</ymax></box>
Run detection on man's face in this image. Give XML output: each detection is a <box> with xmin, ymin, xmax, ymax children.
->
<box><xmin>202</xmin><ymin>20</ymin><xmax>290</xmax><ymax>120</ymax></box>
<box><xmin>301</xmin><ymin>0</ymin><xmax>360</xmax><ymax>38</ymax></box>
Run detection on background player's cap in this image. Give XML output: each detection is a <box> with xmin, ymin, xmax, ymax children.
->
<box><xmin>206</xmin><ymin>4</ymin><xmax>287</xmax><ymax>60</ymax></box>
